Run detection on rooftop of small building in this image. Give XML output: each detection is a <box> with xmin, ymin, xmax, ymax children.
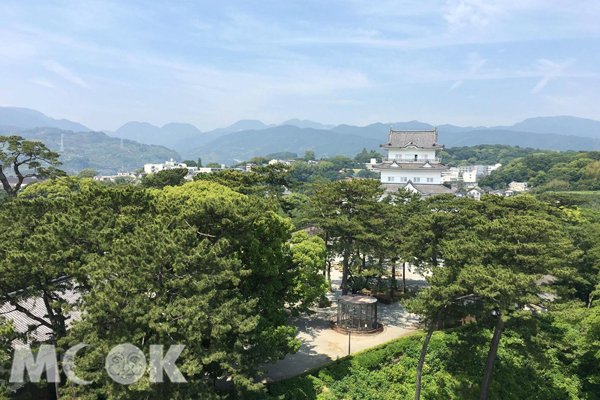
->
<box><xmin>339</xmin><ymin>294</ymin><xmax>377</xmax><ymax>304</ymax></box>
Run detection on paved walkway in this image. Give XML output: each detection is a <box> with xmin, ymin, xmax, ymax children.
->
<box><xmin>262</xmin><ymin>266</ymin><xmax>425</xmax><ymax>381</ymax></box>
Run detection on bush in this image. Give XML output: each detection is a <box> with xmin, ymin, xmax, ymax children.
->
<box><xmin>269</xmin><ymin>375</ymin><xmax>323</xmax><ymax>399</ymax></box>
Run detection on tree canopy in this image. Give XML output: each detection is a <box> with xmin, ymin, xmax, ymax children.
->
<box><xmin>0</xmin><ymin>135</ymin><xmax>65</xmax><ymax>196</ymax></box>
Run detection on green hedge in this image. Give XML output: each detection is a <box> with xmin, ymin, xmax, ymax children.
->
<box><xmin>241</xmin><ymin>320</ymin><xmax>592</xmax><ymax>400</ymax></box>
<box><xmin>260</xmin><ymin>332</ymin><xmax>423</xmax><ymax>399</ymax></box>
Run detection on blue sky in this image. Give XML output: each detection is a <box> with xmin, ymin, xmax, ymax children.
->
<box><xmin>1</xmin><ymin>0</ymin><xmax>599</xmax><ymax>131</ymax></box>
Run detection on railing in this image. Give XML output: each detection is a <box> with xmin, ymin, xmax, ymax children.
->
<box><xmin>383</xmin><ymin>157</ymin><xmax>441</xmax><ymax>163</ymax></box>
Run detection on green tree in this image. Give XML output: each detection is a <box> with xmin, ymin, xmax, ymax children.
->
<box><xmin>77</xmin><ymin>169</ymin><xmax>98</xmax><ymax>178</ymax></box>
<box><xmin>450</xmin><ymin>196</ymin><xmax>574</xmax><ymax>398</ymax></box>
<box><xmin>309</xmin><ymin>179</ymin><xmax>383</xmax><ymax>295</ymax></box>
<box><xmin>354</xmin><ymin>148</ymin><xmax>382</xmax><ymax>164</ymax></box>
<box><xmin>141</xmin><ymin>168</ymin><xmax>188</xmax><ymax>189</ymax></box>
<box><xmin>197</xmin><ymin>157</ymin><xmax>203</xmax><ymax>167</ymax></box>
<box><xmin>182</xmin><ymin>159</ymin><xmax>197</xmax><ymax>167</ymax></box>
<box><xmin>0</xmin><ymin>136</ymin><xmax>65</xmax><ymax>196</ymax></box>
<box><xmin>355</xmin><ymin>169</ymin><xmax>379</xmax><ymax>179</ymax></box>
<box><xmin>62</xmin><ymin>181</ymin><xmax>327</xmax><ymax>398</ymax></box>
<box><xmin>205</xmin><ymin>162</ymin><xmax>221</xmax><ymax>168</ymax></box>
<box><xmin>303</xmin><ymin>150</ymin><xmax>316</xmax><ymax>161</ymax></box>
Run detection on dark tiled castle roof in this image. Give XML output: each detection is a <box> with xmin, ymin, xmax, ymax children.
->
<box><xmin>381</xmin><ymin>129</ymin><xmax>444</xmax><ymax>150</ymax></box>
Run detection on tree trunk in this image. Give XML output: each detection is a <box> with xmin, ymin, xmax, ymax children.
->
<box><xmin>324</xmin><ymin>231</ymin><xmax>329</xmax><ymax>277</ymax></box>
<box><xmin>479</xmin><ymin>315</ymin><xmax>505</xmax><ymax>400</ymax></box>
<box><xmin>390</xmin><ymin>258</ymin><xmax>397</xmax><ymax>300</ymax></box>
<box><xmin>402</xmin><ymin>262</ymin><xmax>406</xmax><ymax>293</ymax></box>
<box><xmin>361</xmin><ymin>253</ymin><xmax>366</xmax><ymax>274</ymax></box>
<box><xmin>0</xmin><ymin>168</ymin><xmax>15</xmax><ymax>197</ymax></box>
<box><xmin>415</xmin><ymin>324</ymin><xmax>435</xmax><ymax>400</ymax></box>
<box><xmin>341</xmin><ymin>248</ymin><xmax>350</xmax><ymax>295</ymax></box>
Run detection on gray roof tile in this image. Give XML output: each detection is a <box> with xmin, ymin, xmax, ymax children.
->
<box><xmin>381</xmin><ymin>129</ymin><xmax>443</xmax><ymax>150</ymax></box>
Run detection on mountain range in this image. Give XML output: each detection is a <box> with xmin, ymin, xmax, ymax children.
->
<box><xmin>1</xmin><ymin>106</ymin><xmax>599</xmax><ymax>167</ymax></box>
<box><xmin>0</xmin><ymin>107</ymin><xmax>91</xmax><ymax>132</ymax></box>
<box><xmin>0</xmin><ymin>125</ymin><xmax>179</xmax><ymax>175</ymax></box>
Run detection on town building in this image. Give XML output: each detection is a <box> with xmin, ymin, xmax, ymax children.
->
<box><xmin>467</xmin><ymin>188</ymin><xmax>484</xmax><ymax>201</ymax></box>
<box><xmin>441</xmin><ymin>167</ymin><xmax>460</xmax><ymax>183</ymax></box>
<box><xmin>508</xmin><ymin>181</ymin><xmax>528</xmax><ymax>192</ymax></box>
<box><xmin>462</xmin><ymin>170</ymin><xmax>478</xmax><ymax>184</ymax></box>
<box><xmin>143</xmin><ymin>159</ymin><xmax>188</xmax><ymax>174</ymax></box>
<box><xmin>373</xmin><ymin>128</ymin><xmax>454</xmax><ymax>197</ymax></box>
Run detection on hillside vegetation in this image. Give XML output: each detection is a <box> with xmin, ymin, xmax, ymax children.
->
<box><xmin>480</xmin><ymin>151</ymin><xmax>600</xmax><ymax>192</ymax></box>
<box><xmin>253</xmin><ymin>313</ymin><xmax>598</xmax><ymax>400</ymax></box>
<box><xmin>0</xmin><ymin>127</ymin><xmax>180</xmax><ymax>175</ymax></box>
<box><xmin>439</xmin><ymin>145</ymin><xmax>547</xmax><ymax>167</ymax></box>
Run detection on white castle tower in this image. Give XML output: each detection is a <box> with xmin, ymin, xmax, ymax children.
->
<box><xmin>373</xmin><ymin>127</ymin><xmax>454</xmax><ymax>197</ymax></box>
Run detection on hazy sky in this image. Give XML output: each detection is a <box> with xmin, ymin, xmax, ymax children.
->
<box><xmin>1</xmin><ymin>0</ymin><xmax>599</xmax><ymax>131</ymax></box>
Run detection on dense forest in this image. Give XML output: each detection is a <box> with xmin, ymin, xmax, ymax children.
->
<box><xmin>480</xmin><ymin>151</ymin><xmax>600</xmax><ymax>192</ymax></box>
<box><xmin>439</xmin><ymin>144</ymin><xmax>547</xmax><ymax>167</ymax></box>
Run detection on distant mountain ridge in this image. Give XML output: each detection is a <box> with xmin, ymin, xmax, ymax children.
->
<box><xmin>3</xmin><ymin>106</ymin><xmax>600</xmax><ymax>167</ymax></box>
<box><xmin>0</xmin><ymin>126</ymin><xmax>180</xmax><ymax>175</ymax></box>
<box><xmin>0</xmin><ymin>107</ymin><xmax>90</xmax><ymax>132</ymax></box>
<box><xmin>279</xmin><ymin>119</ymin><xmax>334</xmax><ymax>130</ymax></box>
<box><xmin>491</xmin><ymin>116</ymin><xmax>600</xmax><ymax>138</ymax></box>
<box><xmin>112</xmin><ymin>121</ymin><xmax>202</xmax><ymax>148</ymax></box>
<box><xmin>191</xmin><ymin>125</ymin><xmax>382</xmax><ymax>165</ymax></box>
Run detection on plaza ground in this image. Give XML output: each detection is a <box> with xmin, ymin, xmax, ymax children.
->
<box><xmin>262</xmin><ymin>265</ymin><xmax>428</xmax><ymax>381</ymax></box>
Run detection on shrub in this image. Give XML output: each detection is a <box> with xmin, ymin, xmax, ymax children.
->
<box><xmin>268</xmin><ymin>375</ymin><xmax>323</xmax><ymax>399</ymax></box>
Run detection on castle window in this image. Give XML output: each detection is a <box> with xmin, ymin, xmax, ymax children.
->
<box><xmin>427</xmin><ymin>178</ymin><xmax>433</xmax><ymax>183</ymax></box>
<box><xmin>401</xmin><ymin>177</ymin><xmax>407</xmax><ymax>182</ymax></box>
<box><xmin>414</xmin><ymin>177</ymin><xmax>420</xmax><ymax>182</ymax></box>
<box><xmin>388</xmin><ymin>176</ymin><xmax>394</xmax><ymax>182</ymax></box>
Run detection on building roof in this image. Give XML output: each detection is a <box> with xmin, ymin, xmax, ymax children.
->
<box><xmin>409</xmin><ymin>183</ymin><xmax>455</xmax><ymax>196</ymax></box>
<box><xmin>339</xmin><ymin>295</ymin><xmax>377</xmax><ymax>304</ymax></box>
<box><xmin>5</xmin><ymin>177</ymin><xmax>45</xmax><ymax>185</ymax></box>
<box><xmin>381</xmin><ymin>182</ymin><xmax>455</xmax><ymax>197</ymax></box>
<box><xmin>380</xmin><ymin>129</ymin><xmax>444</xmax><ymax>150</ymax></box>
<box><xmin>0</xmin><ymin>280</ymin><xmax>81</xmax><ymax>346</ymax></box>
<box><xmin>375</xmin><ymin>161</ymin><xmax>448</xmax><ymax>171</ymax></box>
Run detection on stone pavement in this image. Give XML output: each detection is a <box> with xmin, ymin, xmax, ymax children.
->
<box><xmin>262</xmin><ymin>267</ymin><xmax>425</xmax><ymax>381</ymax></box>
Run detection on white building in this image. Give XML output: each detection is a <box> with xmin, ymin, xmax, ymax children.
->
<box><xmin>462</xmin><ymin>170</ymin><xmax>478</xmax><ymax>183</ymax></box>
<box><xmin>373</xmin><ymin>128</ymin><xmax>454</xmax><ymax>197</ymax></box>
<box><xmin>508</xmin><ymin>181</ymin><xmax>528</xmax><ymax>191</ymax></box>
<box><xmin>486</xmin><ymin>163</ymin><xmax>502</xmax><ymax>174</ymax></box>
<box><xmin>143</xmin><ymin>159</ymin><xmax>188</xmax><ymax>174</ymax></box>
<box><xmin>441</xmin><ymin>167</ymin><xmax>460</xmax><ymax>183</ymax></box>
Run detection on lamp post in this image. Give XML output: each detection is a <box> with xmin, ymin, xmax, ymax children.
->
<box><xmin>347</xmin><ymin>330</ymin><xmax>351</xmax><ymax>355</ymax></box>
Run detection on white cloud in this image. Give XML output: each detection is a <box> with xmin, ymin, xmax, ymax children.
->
<box><xmin>466</xmin><ymin>52</ymin><xmax>486</xmax><ymax>73</ymax></box>
<box><xmin>531</xmin><ymin>58</ymin><xmax>573</xmax><ymax>94</ymax></box>
<box><xmin>42</xmin><ymin>60</ymin><xmax>89</xmax><ymax>88</ymax></box>
<box><xmin>449</xmin><ymin>80</ymin><xmax>463</xmax><ymax>90</ymax></box>
<box><xmin>444</xmin><ymin>0</ymin><xmax>502</xmax><ymax>28</ymax></box>
<box><xmin>29</xmin><ymin>79</ymin><xmax>55</xmax><ymax>89</ymax></box>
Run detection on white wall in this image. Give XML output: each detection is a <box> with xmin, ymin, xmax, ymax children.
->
<box><xmin>387</xmin><ymin>149</ymin><xmax>437</xmax><ymax>160</ymax></box>
<box><xmin>462</xmin><ymin>171</ymin><xmax>477</xmax><ymax>183</ymax></box>
<box><xmin>381</xmin><ymin>169</ymin><xmax>442</xmax><ymax>184</ymax></box>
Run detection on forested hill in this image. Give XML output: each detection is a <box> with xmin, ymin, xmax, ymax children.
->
<box><xmin>480</xmin><ymin>150</ymin><xmax>600</xmax><ymax>191</ymax></box>
<box><xmin>439</xmin><ymin>145</ymin><xmax>549</xmax><ymax>167</ymax></box>
<box><xmin>0</xmin><ymin>127</ymin><xmax>180</xmax><ymax>175</ymax></box>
